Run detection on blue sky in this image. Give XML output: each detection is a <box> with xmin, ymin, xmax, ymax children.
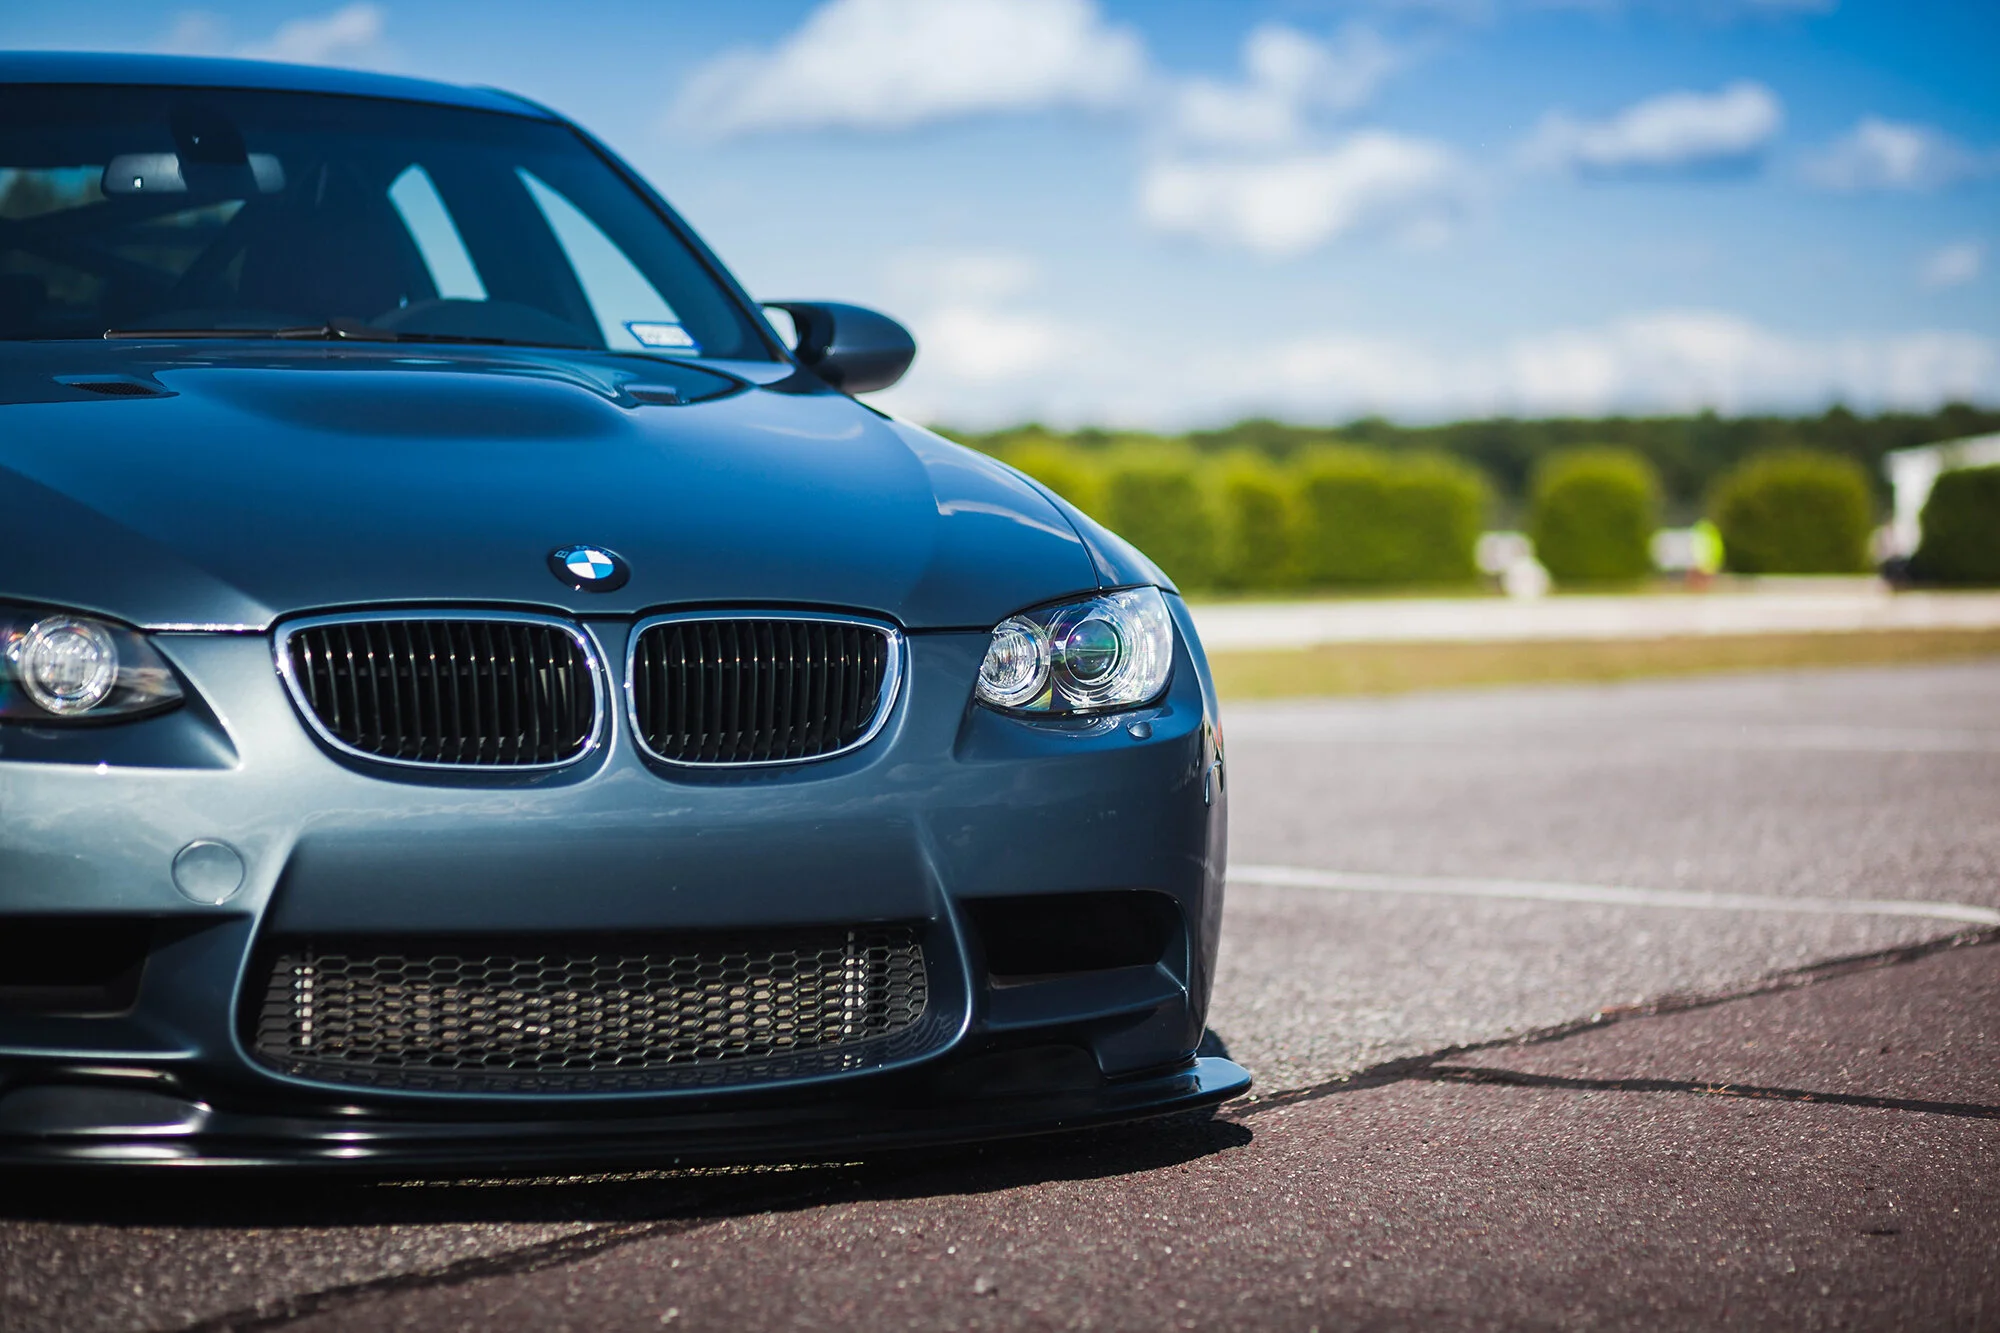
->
<box><xmin>6</xmin><ymin>0</ymin><xmax>1997</xmax><ymax>427</ymax></box>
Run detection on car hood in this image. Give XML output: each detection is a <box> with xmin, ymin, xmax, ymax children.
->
<box><xmin>0</xmin><ymin>344</ymin><xmax>1097</xmax><ymax>630</ymax></box>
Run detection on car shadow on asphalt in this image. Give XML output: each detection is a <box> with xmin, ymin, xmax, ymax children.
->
<box><xmin>0</xmin><ymin>1108</ymin><xmax>1253</xmax><ymax>1231</ymax></box>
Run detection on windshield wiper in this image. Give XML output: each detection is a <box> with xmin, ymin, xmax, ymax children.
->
<box><xmin>104</xmin><ymin>323</ymin><xmax>349</xmax><ymax>340</ymax></box>
<box><xmin>102</xmin><ymin>319</ymin><xmax>572</xmax><ymax>348</ymax></box>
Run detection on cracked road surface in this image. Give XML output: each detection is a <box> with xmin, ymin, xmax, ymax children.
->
<box><xmin>4</xmin><ymin>661</ymin><xmax>1997</xmax><ymax>1331</ymax></box>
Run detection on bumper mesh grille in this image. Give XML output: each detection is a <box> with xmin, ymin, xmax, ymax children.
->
<box><xmin>283</xmin><ymin>618</ymin><xmax>596</xmax><ymax>767</ymax></box>
<box><xmin>631</xmin><ymin>618</ymin><xmax>893</xmax><ymax>765</ymax></box>
<box><xmin>251</xmin><ymin>927</ymin><xmax>929</xmax><ymax>1092</ymax></box>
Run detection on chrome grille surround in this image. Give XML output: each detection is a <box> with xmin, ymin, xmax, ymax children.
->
<box><xmin>625</xmin><ymin>612</ymin><xmax>904</xmax><ymax>768</ymax></box>
<box><xmin>274</xmin><ymin>610</ymin><xmax>606</xmax><ymax>770</ymax></box>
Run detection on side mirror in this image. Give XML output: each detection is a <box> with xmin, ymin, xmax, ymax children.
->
<box><xmin>762</xmin><ymin>302</ymin><xmax>916</xmax><ymax>394</ymax></box>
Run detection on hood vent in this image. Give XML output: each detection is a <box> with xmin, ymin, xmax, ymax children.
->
<box><xmin>56</xmin><ymin>375</ymin><xmax>171</xmax><ymax>398</ymax></box>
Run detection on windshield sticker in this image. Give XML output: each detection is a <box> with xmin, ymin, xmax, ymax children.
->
<box><xmin>626</xmin><ymin>321</ymin><xmax>699</xmax><ymax>353</ymax></box>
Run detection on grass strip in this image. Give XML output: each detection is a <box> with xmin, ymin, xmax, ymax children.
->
<box><xmin>1209</xmin><ymin>628</ymin><xmax>2000</xmax><ymax>700</ymax></box>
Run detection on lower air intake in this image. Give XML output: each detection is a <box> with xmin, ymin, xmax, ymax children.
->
<box><xmin>250</xmin><ymin>927</ymin><xmax>929</xmax><ymax>1092</ymax></box>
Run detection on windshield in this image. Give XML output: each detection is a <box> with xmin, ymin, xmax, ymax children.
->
<box><xmin>0</xmin><ymin>84</ymin><xmax>773</xmax><ymax>358</ymax></box>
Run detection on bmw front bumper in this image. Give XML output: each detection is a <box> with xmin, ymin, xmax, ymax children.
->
<box><xmin>0</xmin><ymin>597</ymin><xmax>1245</xmax><ymax>1169</ymax></box>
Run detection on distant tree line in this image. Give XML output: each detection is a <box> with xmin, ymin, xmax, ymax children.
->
<box><xmin>934</xmin><ymin>406</ymin><xmax>2000</xmax><ymax>590</ymax></box>
<box><xmin>938</xmin><ymin>403</ymin><xmax>2000</xmax><ymax>525</ymax></box>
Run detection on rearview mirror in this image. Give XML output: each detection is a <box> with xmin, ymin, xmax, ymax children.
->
<box><xmin>103</xmin><ymin>152</ymin><xmax>285</xmax><ymax>196</ymax></box>
<box><xmin>762</xmin><ymin>302</ymin><xmax>916</xmax><ymax>395</ymax></box>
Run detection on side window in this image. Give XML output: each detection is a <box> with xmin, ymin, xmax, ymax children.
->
<box><xmin>517</xmin><ymin>168</ymin><xmax>691</xmax><ymax>353</ymax></box>
<box><xmin>388</xmin><ymin>164</ymin><xmax>486</xmax><ymax>301</ymax></box>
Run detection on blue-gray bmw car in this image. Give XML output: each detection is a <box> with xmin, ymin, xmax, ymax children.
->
<box><xmin>0</xmin><ymin>52</ymin><xmax>1246</xmax><ymax>1169</ymax></box>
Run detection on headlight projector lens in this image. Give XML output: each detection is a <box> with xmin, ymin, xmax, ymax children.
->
<box><xmin>20</xmin><ymin>616</ymin><xmax>119</xmax><ymax>715</ymax></box>
<box><xmin>975</xmin><ymin>587</ymin><xmax>1174</xmax><ymax>715</ymax></box>
<box><xmin>1058</xmin><ymin>615</ymin><xmax>1121</xmax><ymax>684</ymax></box>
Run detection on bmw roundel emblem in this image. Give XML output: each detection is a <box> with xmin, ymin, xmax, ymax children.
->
<box><xmin>547</xmin><ymin>544</ymin><xmax>630</xmax><ymax>592</ymax></box>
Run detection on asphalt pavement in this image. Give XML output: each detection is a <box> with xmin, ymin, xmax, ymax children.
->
<box><xmin>4</xmin><ymin>660</ymin><xmax>1997</xmax><ymax>1332</ymax></box>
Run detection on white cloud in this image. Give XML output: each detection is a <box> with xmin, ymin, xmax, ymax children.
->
<box><xmin>1140</xmin><ymin>132</ymin><xmax>1469</xmax><ymax>257</ymax></box>
<box><xmin>873</xmin><ymin>252</ymin><xmax>1081</xmax><ymax>421</ymax></box>
<box><xmin>1169</xmin><ymin>24</ymin><xmax>1401</xmax><ymax>149</ymax></box>
<box><xmin>1920</xmin><ymin>241</ymin><xmax>1984</xmax><ymax>291</ymax></box>
<box><xmin>157</xmin><ymin>11</ymin><xmax>229</xmax><ymax>55</ymax></box>
<box><xmin>1523</xmin><ymin>81</ymin><xmax>1781</xmax><ymax>173</ymax></box>
<box><xmin>885</xmin><ymin>250</ymin><xmax>1042</xmax><ymax>306</ymax></box>
<box><xmin>667</xmin><ymin>0</ymin><xmax>1145</xmax><ymax>137</ymax></box>
<box><xmin>1500</xmin><ymin>311</ymin><xmax>1820</xmax><ymax>412</ymax></box>
<box><xmin>915</xmin><ymin>306</ymin><xmax>1075</xmax><ymax>384</ymax></box>
<box><xmin>237</xmin><ymin>3</ymin><xmax>387</xmax><ymax>65</ymax></box>
<box><xmin>1803</xmin><ymin>117</ymin><xmax>2000</xmax><ymax>192</ymax></box>
<box><xmin>1419</xmin><ymin>0</ymin><xmax>1835</xmax><ymax>14</ymax></box>
<box><xmin>1134</xmin><ymin>22</ymin><xmax>1442</xmax><ymax>259</ymax></box>
<box><xmin>888</xmin><ymin>308</ymin><xmax>1999</xmax><ymax>430</ymax></box>
<box><xmin>156</xmin><ymin>3</ymin><xmax>391</xmax><ymax>68</ymax></box>
<box><xmin>1246</xmin><ymin>311</ymin><xmax>1998</xmax><ymax>420</ymax></box>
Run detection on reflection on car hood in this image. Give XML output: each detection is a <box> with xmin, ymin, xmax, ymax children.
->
<box><xmin>0</xmin><ymin>344</ymin><xmax>1096</xmax><ymax>630</ymax></box>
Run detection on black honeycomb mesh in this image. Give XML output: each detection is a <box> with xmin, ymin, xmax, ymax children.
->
<box><xmin>251</xmin><ymin>927</ymin><xmax>928</xmax><ymax>1093</ymax></box>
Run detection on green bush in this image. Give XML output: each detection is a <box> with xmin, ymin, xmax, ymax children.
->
<box><xmin>1213</xmin><ymin>453</ymin><xmax>1296</xmax><ymax>590</ymax></box>
<box><xmin>1528</xmin><ymin>448</ymin><xmax>1659</xmax><ymax>582</ymax></box>
<box><xmin>1710</xmin><ymin>452</ymin><xmax>1874</xmax><ymax>574</ymax></box>
<box><xmin>1386</xmin><ymin>456</ymin><xmax>1486</xmax><ymax>584</ymax></box>
<box><xmin>1099</xmin><ymin>450</ymin><xmax>1219</xmax><ymax>589</ymax></box>
<box><xmin>1003</xmin><ymin>441</ymin><xmax>1104</xmax><ymax>517</ymax></box>
<box><xmin>946</xmin><ymin>404</ymin><xmax>2000</xmax><ymax>521</ymax></box>
<box><xmin>1293</xmin><ymin>450</ymin><xmax>1392</xmax><ymax>585</ymax></box>
<box><xmin>1910</xmin><ymin>465</ymin><xmax>2000</xmax><ymax>584</ymax></box>
<box><xmin>1293</xmin><ymin>450</ymin><xmax>1484</xmax><ymax>586</ymax></box>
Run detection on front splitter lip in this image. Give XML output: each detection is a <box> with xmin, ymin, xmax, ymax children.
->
<box><xmin>0</xmin><ymin>1057</ymin><xmax>1251</xmax><ymax>1172</ymax></box>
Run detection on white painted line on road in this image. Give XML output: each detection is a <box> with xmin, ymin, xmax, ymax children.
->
<box><xmin>1230</xmin><ymin>864</ymin><xmax>2000</xmax><ymax>927</ymax></box>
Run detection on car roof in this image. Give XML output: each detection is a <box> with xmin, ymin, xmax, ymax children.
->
<box><xmin>0</xmin><ymin>51</ymin><xmax>555</xmax><ymax>120</ymax></box>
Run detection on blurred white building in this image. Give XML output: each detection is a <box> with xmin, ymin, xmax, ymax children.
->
<box><xmin>1474</xmin><ymin>531</ymin><xmax>1550</xmax><ymax>599</ymax></box>
<box><xmin>1883</xmin><ymin>432</ymin><xmax>2000</xmax><ymax>557</ymax></box>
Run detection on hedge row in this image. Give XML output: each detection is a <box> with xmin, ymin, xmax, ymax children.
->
<box><xmin>1709</xmin><ymin>452</ymin><xmax>1874</xmax><ymax>575</ymax></box>
<box><xmin>1910</xmin><ymin>465</ymin><xmax>2000</xmax><ymax>584</ymax></box>
<box><xmin>997</xmin><ymin>440</ymin><xmax>1905</xmax><ymax>589</ymax></box>
<box><xmin>1524</xmin><ymin>446</ymin><xmax>1876</xmax><ymax>581</ymax></box>
<box><xmin>1529</xmin><ymin>449</ymin><xmax>1659</xmax><ymax>582</ymax></box>
<box><xmin>1001</xmin><ymin>444</ymin><xmax>1486</xmax><ymax>591</ymax></box>
<box><xmin>949</xmin><ymin>403</ymin><xmax>2000</xmax><ymax>519</ymax></box>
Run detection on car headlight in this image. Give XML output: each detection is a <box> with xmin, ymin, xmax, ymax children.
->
<box><xmin>975</xmin><ymin>586</ymin><xmax>1175</xmax><ymax>715</ymax></box>
<box><xmin>1</xmin><ymin>609</ymin><xmax>184</xmax><ymax>721</ymax></box>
